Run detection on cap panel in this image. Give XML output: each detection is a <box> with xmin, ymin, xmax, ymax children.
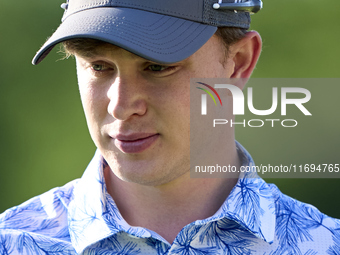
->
<box><xmin>34</xmin><ymin>0</ymin><xmax>254</xmax><ymax>65</ymax></box>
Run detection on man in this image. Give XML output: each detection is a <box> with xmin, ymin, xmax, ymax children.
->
<box><xmin>0</xmin><ymin>0</ymin><xmax>339</xmax><ymax>254</ymax></box>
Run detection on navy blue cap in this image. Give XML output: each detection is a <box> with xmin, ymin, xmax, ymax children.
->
<box><xmin>32</xmin><ymin>0</ymin><xmax>257</xmax><ymax>65</ymax></box>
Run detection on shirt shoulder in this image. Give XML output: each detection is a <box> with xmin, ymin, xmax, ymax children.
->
<box><xmin>0</xmin><ymin>180</ymin><xmax>79</xmax><ymax>254</ymax></box>
<box><xmin>267</xmin><ymin>183</ymin><xmax>340</xmax><ymax>254</ymax></box>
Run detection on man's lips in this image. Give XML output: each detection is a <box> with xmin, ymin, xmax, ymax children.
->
<box><xmin>112</xmin><ymin>133</ymin><xmax>160</xmax><ymax>153</ymax></box>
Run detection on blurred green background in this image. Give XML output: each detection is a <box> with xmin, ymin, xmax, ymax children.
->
<box><xmin>1</xmin><ymin>0</ymin><xmax>339</xmax><ymax>218</ymax></box>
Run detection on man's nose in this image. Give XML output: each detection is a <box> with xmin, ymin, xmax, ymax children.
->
<box><xmin>107</xmin><ymin>76</ymin><xmax>147</xmax><ymax>121</ymax></box>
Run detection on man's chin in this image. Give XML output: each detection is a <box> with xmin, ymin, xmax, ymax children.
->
<box><xmin>102</xmin><ymin>149</ymin><xmax>190</xmax><ymax>187</ymax></box>
<box><xmin>109</xmin><ymin>163</ymin><xmax>189</xmax><ymax>187</ymax></box>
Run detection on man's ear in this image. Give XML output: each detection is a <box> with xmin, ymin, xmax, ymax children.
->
<box><xmin>229</xmin><ymin>31</ymin><xmax>262</xmax><ymax>79</ymax></box>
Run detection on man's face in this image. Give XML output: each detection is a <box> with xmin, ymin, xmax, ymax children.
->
<box><xmin>75</xmin><ymin>35</ymin><xmax>233</xmax><ymax>186</ymax></box>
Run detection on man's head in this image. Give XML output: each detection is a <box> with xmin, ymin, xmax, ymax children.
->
<box><xmin>32</xmin><ymin>0</ymin><xmax>262</xmax><ymax>186</ymax></box>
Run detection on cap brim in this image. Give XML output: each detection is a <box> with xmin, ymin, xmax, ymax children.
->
<box><xmin>32</xmin><ymin>7</ymin><xmax>217</xmax><ymax>65</ymax></box>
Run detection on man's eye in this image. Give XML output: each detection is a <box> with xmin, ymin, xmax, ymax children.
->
<box><xmin>91</xmin><ymin>63</ymin><xmax>113</xmax><ymax>72</ymax></box>
<box><xmin>148</xmin><ymin>65</ymin><xmax>167</xmax><ymax>72</ymax></box>
<box><xmin>92</xmin><ymin>64</ymin><xmax>105</xmax><ymax>71</ymax></box>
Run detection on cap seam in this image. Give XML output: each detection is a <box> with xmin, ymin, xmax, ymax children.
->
<box><xmin>70</xmin><ymin>16</ymin><xmax>200</xmax><ymax>44</ymax></box>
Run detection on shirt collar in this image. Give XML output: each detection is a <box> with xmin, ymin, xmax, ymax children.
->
<box><xmin>68</xmin><ymin>143</ymin><xmax>276</xmax><ymax>253</ymax></box>
<box><xmin>67</xmin><ymin>151</ymin><xmax>152</xmax><ymax>254</ymax></box>
<box><xmin>67</xmin><ymin>151</ymin><xmax>112</xmax><ymax>253</ymax></box>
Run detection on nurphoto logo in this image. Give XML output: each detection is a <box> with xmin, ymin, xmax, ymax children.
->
<box><xmin>196</xmin><ymin>82</ymin><xmax>312</xmax><ymax>128</ymax></box>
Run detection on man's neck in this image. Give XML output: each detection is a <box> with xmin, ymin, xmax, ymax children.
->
<box><xmin>104</xmin><ymin>150</ymin><xmax>241</xmax><ymax>244</ymax></box>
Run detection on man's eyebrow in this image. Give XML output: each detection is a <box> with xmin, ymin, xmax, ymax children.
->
<box><xmin>76</xmin><ymin>51</ymin><xmax>173</xmax><ymax>65</ymax></box>
<box><xmin>73</xmin><ymin>50</ymin><xmax>100</xmax><ymax>59</ymax></box>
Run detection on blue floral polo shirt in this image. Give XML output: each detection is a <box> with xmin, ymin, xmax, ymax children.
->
<box><xmin>0</xmin><ymin>142</ymin><xmax>339</xmax><ymax>254</ymax></box>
